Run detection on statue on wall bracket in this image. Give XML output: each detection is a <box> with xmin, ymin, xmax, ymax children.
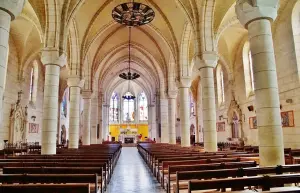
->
<box><xmin>9</xmin><ymin>90</ymin><xmax>28</xmax><ymax>144</ymax></box>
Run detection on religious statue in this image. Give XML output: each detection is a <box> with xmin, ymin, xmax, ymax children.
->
<box><xmin>9</xmin><ymin>91</ymin><xmax>28</xmax><ymax>144</ymax></box>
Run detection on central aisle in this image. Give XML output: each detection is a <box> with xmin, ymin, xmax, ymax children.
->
<box><xmin>106</xmin><ymin>147</ymin><xmax>165</xmax><ymax>193</ymax></box>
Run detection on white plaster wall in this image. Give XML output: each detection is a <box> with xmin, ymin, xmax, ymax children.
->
<box><xmin>3</xmin><ymin>38</ymin><xmax>44</xmax><ymax>144</ymax></box>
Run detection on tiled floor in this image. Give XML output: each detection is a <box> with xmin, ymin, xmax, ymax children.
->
<box><xmin>106</xmin><ymin>147</ymin><xmax>165</xmax><ymax>193</ymax></box>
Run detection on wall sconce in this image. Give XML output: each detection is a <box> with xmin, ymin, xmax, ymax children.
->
<box><xmin>247</xmin><ymin>105</ymin><xmax>254</xmax><ymax>112</ymax></box>
<box><xmin>31</xmin><ymin>116</ymin><xmax>36</xmax><ymax>122</ymax></box>
<box><xmin>219</xmin><ymin>115</ymin><xmax>228</xmax><ymax>123</ymax></box>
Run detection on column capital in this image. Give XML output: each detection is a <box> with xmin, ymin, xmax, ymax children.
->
<box><xmin>0</xmin><ymin>0</ymin><xmax>26</xmax><ymax>20</ymax></box>
<box><xmin>179</xmin><ymin>76</ymin><xmax>191</xmax><ymax>88</ymax></box>
<box><xmin>82</xmin><ymin>90</ymin><xmax>93</xmax><ymax>99</ymax></box>
<box><xmin>41</xmin><ymin>49</ymin><xmax>67</xmax><ymax>67</ymax></box>
<box><xmin>67</xmin><ymin>76</ymin><xmax>84</xmax><ymax>88</ymax></box>
<box><xmin>235</xmin><ymin>0</ymin><xmax>279</xmax><ymax>28</ymax></box>
<box><xmin>168</xmin><ymin>90</ymin><xmax>178</xmax><ymax>99</ymax></box>
<box><xmin>196</xmin><ymin>52</ymin><xmax>219</xmax><ymax>70</ymax></box>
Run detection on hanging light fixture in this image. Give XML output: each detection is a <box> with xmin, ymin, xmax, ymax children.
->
<box><xmin>118</xmin><ymin>27</ymin><xmax>140</xmax><ymax>80</ymax></box>
<box><xmin>112</xmin><ymin>0</ymin><xmax>155</xmax><ymax>80</ymax></box>
<box><xmin>122</xmin><ymin>81</ymin><xmax>136</xmax><ymax>100</ymax></box>
<box><xmin>112</xmin><ymin>1</ymin><xmax>155</xmax><ymax>27</ymax></box>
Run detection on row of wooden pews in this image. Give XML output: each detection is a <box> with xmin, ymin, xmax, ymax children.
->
<box><xmin>0</xmin><ymin>143</ymin><xmax>122</xmax><ymax>193</ymax></box>
<box><xmin>138</xmin><ymin>143</ymin><xmax>300</xmax><ymax>193</ymax></box>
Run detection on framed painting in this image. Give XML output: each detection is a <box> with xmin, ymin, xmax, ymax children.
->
<box><xmin>249</xmin><ymin>116</ymin><xmax>257</xmax><ymax>129</ymax></box>
<box><xmin>29</xmin><ymin>123</ymin><xmax>39</xmax><ymax>133</ymax></box>
<box><xmin>281</xmin><ymin>111</ymin><xmax>294</xmax><ymax>127</ymax></box>
<box><xmin>216</xmin><ymin>122</ymin><xmax>225</xmax><ymax>132</ymax></box>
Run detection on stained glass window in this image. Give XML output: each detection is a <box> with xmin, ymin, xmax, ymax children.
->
<box><xmin>190</xmin><ymin>92</ymin><xmax>195</xmax><ymax>116</ymax></box>
<box><xmin>123</xmin><ymin>92</ymin><xmax>135</xmax><ymax>122</ymax></box>
<box><xmin>139</xmin><ymin>92</ymin><xmax>148</xmax><ymax>121</ymax></box>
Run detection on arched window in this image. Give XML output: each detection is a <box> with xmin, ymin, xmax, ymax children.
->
<box><xmin>109</xmin><ymin>92</ymin><xmax>119</xmax><ymax>122</ymax></box>
<box><xmin>29</xmin><ymin>61</ymin><xmax>38</xmax><ymax>103</ymax></box>
<box><xmin>190</xmin><ymin>92</ymin><xmax>195</xmax><ymax>116</ymax></box>
<box><xmin>249</xmin><ymin>51</ymin><xmax>255</xmax><ymax>91</ymax></box>
<box><xmin>243</xmin><ymin>42</ymin><xmax>255</xmax><ymax>96</ymax></box>
<box><xmin>123</xmin><ymin>92</ymin><xmax>135</xmax><ymax>122</ymax></box>
<box><xmin>216</xmin><ymin>64</ymin><xmax>225</xmax><ymax>106</ymax></box>
<box><xmin>139</xmin><ymin>92</ymin><xmax>148</xmax><ymax>121</ymax></box>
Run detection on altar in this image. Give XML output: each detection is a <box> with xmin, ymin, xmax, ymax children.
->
<box><xmin>119</xmin><ymin>128</ymin><xmax>138</xmax><ymax>144</ymax></box>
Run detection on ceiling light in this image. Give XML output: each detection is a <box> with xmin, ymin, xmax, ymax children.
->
<box><xmin>112</xmin><ymin>2</ymin><xmax>155</xmax><ymax>27</ymax></box>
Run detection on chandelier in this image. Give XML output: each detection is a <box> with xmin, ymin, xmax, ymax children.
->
<box><xmin>118</xmin><ymin>27</ymin><xmax>140</xmax><ymax>80</ymax></box>
<box><xmin>113</xmin><ymin>0</ymin><xmax>155</xmax><ymax>80</ymax></box>
<box><xmin>122</xmin><ymin>81</ymin><xmax>136</xmax><ymax>100</ymax></box>
<box><xmin>112</xmin><ymin>1</ymin><xmax>155</xmax><ymax>27</ymax></box>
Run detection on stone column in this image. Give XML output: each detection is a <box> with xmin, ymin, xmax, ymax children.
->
<box><xmin>82</xmin><ymin>91</ymin><xmax>92</xmax><ymax>145</ymax></box>
<box><xmin>97</xmin><ymin>92</ymin><xmax>103</xmax><ymax>144</ymax></box>
<box><xmin>149</xmin><ymin>104</ymin><xmax>157</xmax><ymax>140</ymax></box>
<box><xmin>196</xmin><ymin>79</ymin><xmax>203</xmax><ymax>143</ymax></box>
<box><xmin>236</xmin><ymin>0</ymin><xmax>284</xmax><ymax>166</ymax></box>
<box><xmin>67</xmin><ymin>77</ymin><xmax>83</xmax><ymax>149</ymax></box>
<box><xmin>0</xmin><ymin>0</ymin><xmax>25</xmax><ymax>149</ymax></box>
<box><xmin>41</xmin><ymin>51</ymin><xmax>66</xmax><ymax>154</ymax></box>
<box><xmin>90</xmin><ymin>93</ymin><xmax>98</xmax><ymax>144</ymax></box>
<box><xmin>199</xmin><ymin>53</ymin><xmax>218</xmax><ymax>152</ymax></box>
<box><xmin>168</xmin><ymin>91</ymin><xmax>177</xmax><ymax>144</ymax></box>
<box><xmin>102</xmin><ymin>104</ymin><xmax>109</xmax><ymax>141</ymax></box>
<box><xmin>179</xmin><ymin>77</ymin><xmax>191</xmax><ymax>147</ymax></box>
<box><xmin>160</xmin><ymin>97</ymin><xmax>169</xmax><ymax>143</ymax></box>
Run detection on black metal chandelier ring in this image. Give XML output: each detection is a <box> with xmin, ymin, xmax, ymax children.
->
<box><xmin>112</xmin><ymin>2</ymin><xmax>155</xmax><ymax>26</ymax></box>
<box><xmin>122</xmin><ymin>95</ymin><xmax>136</xmax><ymax>100</ymax></box>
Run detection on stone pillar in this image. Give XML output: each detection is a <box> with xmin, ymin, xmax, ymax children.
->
<box><xmin>160</xmin><ymin>97</ymin><xmax>169</xmax><ymax>143</ymax></box>
<box><xmin>149</xmin><ymin>104</ymin><xmax>157</xmax><ymax>140</ymax></box>
<box><xmin>90</xmin><ymin>93</ymin><xmax>98</xmax><ymax>144</ymax></box>
<box><xmin>198</xmin><ymin>53</ymin><xmax>218</xmax><ymax>152</ymax></box>
<box><xmin>196</xmin><ymin>79</ymin><xmax>203</xmax><ymax>143</ymax></box>
<box><xmin>102</xmin><ymin>104</ymin><xmax>109</xmax><ymax>141</ymax></box>
<box><xmin>168</xmin><ymin>91</ymin><xmax>177</xmax><ymax>144</ymax></box>
<box><xmin>236</xmin><ymin>0</ymin><xmax>284</xmax><ymax>166</ymax></box>
<box><xmin>0</xmin><ymin>0</ymin><xmax>25</xmax><ymax>149</ymax></box>
<box><xmin>179</xmin><ymin>77</ymin><xmax>191</xmax><ymax>147</ymax></box>
<box><xmin>41</xmin><ymin>51</ymin><xmax>66</xmax><ymax>154</ymax></box>
<box><xmin>82</xmin><ymin>91</ymin><xmax>92</xmax><ymax>145</ymax></box>
<box><xmin>67</xmin><ymin>77</ymin><xmax>83</xmax><ymax>149</ymax></box>
<box><xmin>97</xmin><ymin>92</ymin><xmax>103</xmax><ymax>144</ymax></box>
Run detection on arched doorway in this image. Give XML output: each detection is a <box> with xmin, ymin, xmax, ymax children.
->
<box><xmin>190</xmin><ymin>124</ymin><xmax>195</xmax><ymax>145</ymax></box>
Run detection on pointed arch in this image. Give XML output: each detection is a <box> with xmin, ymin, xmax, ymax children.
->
<box><xmin>180</xmin><ymin>22</ymin><xmax>193</xmax><ymax>77</ymax></box>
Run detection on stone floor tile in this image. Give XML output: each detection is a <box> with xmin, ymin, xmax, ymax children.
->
<box><xmin>106</xmin><ymin>147</ymin><xmax>165</xmax><ymax>193</ymax></box>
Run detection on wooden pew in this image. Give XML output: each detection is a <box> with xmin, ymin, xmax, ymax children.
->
<box><xmin>0</xmin><ymin>161</ymin><xmax>107</xmax><ymax>189</ymax></box>
<box><xmin>188</xmin><ymin>174</ymin><xmax>300</xmax><ymax>193</ymax></box>
<box><xmin>166</xmin><ymin>161</ymin><xmax>257</xmax><ymax>193</ymax></box>
<box><xmin>0</xmin><ymin>184</ymin><xmax>90</xmax><ymax>193</ymax></box>
<box><xmin>158</xmin><ymin>158</ymin><xmax>242</xmax><ymax>184</ymax></box>
<box><xmin>0</xmin><ymin>174</ymin><xmax>99</xmax><ymax>193</ymax></box>
<box><xmin>3</xmin><ymin>167</ymin><xmax>104</xmax><ymax>192</ymax></box>
<box><xmin>175</xmin><ymin>164</ymin><xmax>300</xmax><ymax>193</ymax></box>
<box><xmin>4</xmin><ymin>156</ymin><xmax>112</xmax><ymax>179</ymax></box>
